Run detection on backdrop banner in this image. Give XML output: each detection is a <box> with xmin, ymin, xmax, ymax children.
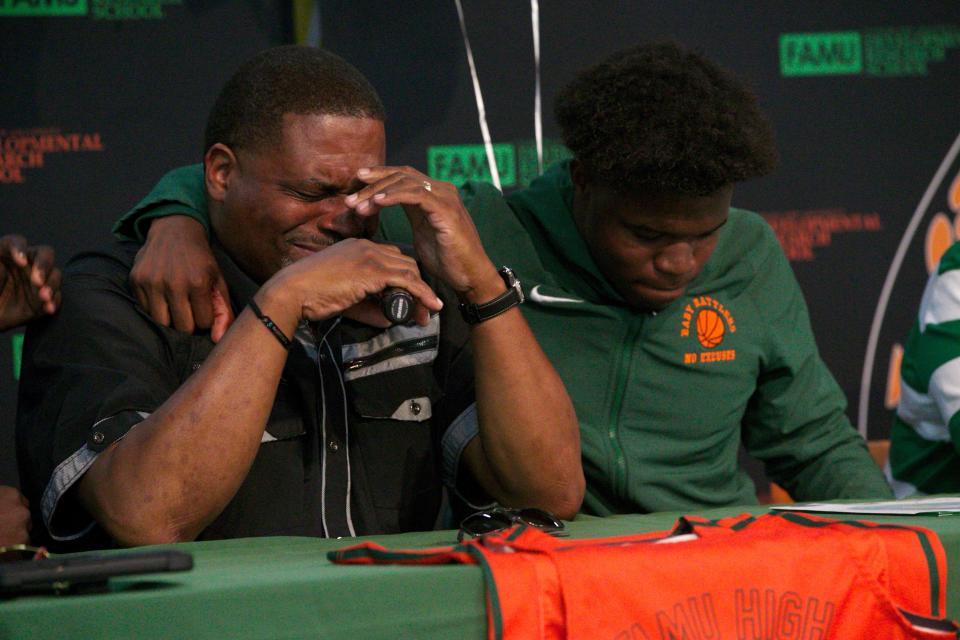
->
<box><xmin>1</xmin><ymin>1</ymin><xmax>958</xmax><ymax>497</ymax></box>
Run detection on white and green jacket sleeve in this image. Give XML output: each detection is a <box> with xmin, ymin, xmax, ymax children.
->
<box><xmin>889</xmin><ymin>241</ymin><xmax>960</xmax><ymax>497</ymax></box>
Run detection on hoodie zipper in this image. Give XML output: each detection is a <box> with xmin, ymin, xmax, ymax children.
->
<box><xmin>607</xmin><ymin>316</ymin><xmax>644</xmax><ymax>497</ymax></box>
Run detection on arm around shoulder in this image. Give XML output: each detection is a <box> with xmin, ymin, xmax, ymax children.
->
<box><xmin>113</xmin><ymin>164</ymin><xmax>209</xmax><ymax>242</ymax></box>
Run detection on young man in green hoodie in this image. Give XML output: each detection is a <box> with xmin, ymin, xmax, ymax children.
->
<box><xmin>114</xmin><ymin>42</ymin><xmax>892</xmax><ymax>516</ymax></box>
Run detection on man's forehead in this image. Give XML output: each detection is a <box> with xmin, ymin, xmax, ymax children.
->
<box><xmin>272</xmin><ymin>113</ymin><xmax>385</xmax><ymax>184</ymax></box>
<box><xmin>279</xmin><ymin>112</ymin><xmax>384</xmax><ymax>145</ymax></box>
<box><xmin>601</xmin><ymin>185</ymin><xmax>732</xmax><ymax>223</ymax></box>
<box><xmin>631</xmin><ymin>215</ymin><xmax>729</xmax><ymax>239</ymax></box>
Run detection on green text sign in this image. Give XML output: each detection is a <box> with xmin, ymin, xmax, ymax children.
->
<box><xmin>780</xmin><ymin>32</ymin><xmax>863</xmax><ymax>76</ymax></box>
<box><xmin>0</xmin><ymin>0</ymin><xmax>87</xmax><ymax>16</ymax></box>
<box><xmin>427</xmin><ymin>143</ymin><xmax>516</xmax><ymax>187</ymax></box>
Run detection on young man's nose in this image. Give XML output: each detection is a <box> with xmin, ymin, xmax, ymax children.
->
<box><xmin>654</xmin><ymin>241</ymin><xmax>697</xmax><ymax>277</ymax></box>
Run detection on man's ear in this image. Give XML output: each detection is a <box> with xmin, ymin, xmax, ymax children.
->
<box><xmin>204</xmin><ymin>143</ymin><xmax>237</xmax><ymax>203</ymax></box>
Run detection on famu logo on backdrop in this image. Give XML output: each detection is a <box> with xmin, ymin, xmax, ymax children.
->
<box><xmin>0</xmin><ymin>0</ymin><xmax>180</xmax><ymax>19</ymax></box>
<box><xmin>427</xmin><ymin>139</ymin><xmax>572</xmax><ymax>189</ymax></box>
<box><xmin>781</xmin><ymin>25</ymin><xmax>960</xmax><ymax>77</ymax></box>
<box><xmin>0</xmin><ymin>0</ymin><xmax>86</xmax><ymax>16</ymax></box>
<box><xmin>780</xmin><ymin>32</ymin><xmax>863</xmax><ymax>76</ymax></box>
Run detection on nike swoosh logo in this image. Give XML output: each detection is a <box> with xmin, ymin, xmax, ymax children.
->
<box><xmin>528</xmin><ymin>284</ymin><xmax>584</xmax><ymax>305</ymax></box>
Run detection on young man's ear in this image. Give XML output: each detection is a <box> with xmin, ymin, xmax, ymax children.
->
<box><xmin>204</xmin><ymin>143</ymin><xmax>237</xmax><ymax>203</ymax></box>
<box><xmin>569</xmin><ymin>159</ymin><xmax>588</xmax><ymax>195</ymax></box>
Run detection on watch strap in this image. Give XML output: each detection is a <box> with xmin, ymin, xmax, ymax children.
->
<box><xmin>459</xmin><ymin>267</ymin><xmax>524</xmax><ymax>325</ymax></box>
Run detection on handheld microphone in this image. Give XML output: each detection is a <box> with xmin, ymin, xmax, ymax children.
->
<box><xmin>380</xmin><ymin>287</ymin><xmax>413</xmax><ymax>325</ymax></box>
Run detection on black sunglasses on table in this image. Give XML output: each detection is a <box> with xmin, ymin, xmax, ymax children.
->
<box><xmin>457</xmin><ymin>507</ymin><xmax>565</xmax><ymax>542</ymax></box>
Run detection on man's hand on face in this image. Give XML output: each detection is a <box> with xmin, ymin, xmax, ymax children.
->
<box><xmin>345</xmin><ymin>167</ymin><xmax>505</xmax><ymax>303</ymax></box>
<box><xmin>131</xmin><ymin>216</ymin><xmax>235</xmax><ymax>343</ymax></box>
<box><xmin>0</xmin><ymin>486</ymin><xmax>31</xmax><ymax>546</ymax></box>
<box><xmin>259</xmin><ymin>238</ymin><xmax>443</xmax><ymax>330</ymax></box>
<box><xmin>0</xmin><ymin>235</ymin><xmax>61</xmax><ymax>332</ymax></box>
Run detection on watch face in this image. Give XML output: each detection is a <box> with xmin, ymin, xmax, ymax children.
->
<box><xmin>499</xmin><ymin>267</ymin><xmax>523</xmax><ymax>303</ymax></box>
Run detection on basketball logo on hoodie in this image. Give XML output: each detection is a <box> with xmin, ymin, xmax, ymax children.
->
<box><xmin>681</xmin><ymin>296</ymin><xmax>737</xmax><ymax>365</ymax></box>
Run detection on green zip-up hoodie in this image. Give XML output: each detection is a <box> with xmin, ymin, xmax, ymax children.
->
<box><xmin>115</xmin><ymin>162</ymin><xmax>892</xmax><ymax>514</ymax></box>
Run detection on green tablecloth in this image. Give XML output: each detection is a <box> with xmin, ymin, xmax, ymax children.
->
<box><xmin>3</xmin><ymin>505</ymin><xmax>959</xmax><ymax>639</ymax></box>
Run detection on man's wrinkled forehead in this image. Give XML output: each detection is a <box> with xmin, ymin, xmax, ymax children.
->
<box><xmin>270</xmin><ymin>113</ymin><xmax>385</xmax><ymax>182</ymax></box>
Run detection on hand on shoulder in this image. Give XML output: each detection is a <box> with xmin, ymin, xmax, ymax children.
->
<box><xmin>130</xmin><ymin>216</ymin><xmax>234</xmax><ymax>342</ymax></box>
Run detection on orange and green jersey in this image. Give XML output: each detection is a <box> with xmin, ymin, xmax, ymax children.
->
<box><xmin>331</xmin><ymin>512</ymin><xmax>957</xmax><ymax>640</ymax></box>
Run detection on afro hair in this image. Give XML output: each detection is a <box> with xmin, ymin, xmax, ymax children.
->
<box><xmin>555</xmin><ymin>42</ymin><xmax>778</xmax><ymax>196</ymax></box>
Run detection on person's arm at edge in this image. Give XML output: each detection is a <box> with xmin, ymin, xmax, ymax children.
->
<box><xmin>0</xmin><ymin>235</ymin><xmax>61</xmax><ymax>331</ymax></box>
<box><xmin>900</xmin><ymin>264</ymin><xmax>960</xmax><ymax>459</ymax></box>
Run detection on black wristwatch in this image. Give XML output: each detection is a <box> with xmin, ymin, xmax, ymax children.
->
<box><xmin>459</xmin><ymin>266</ymin><xmax>524</xmax><ymax>325</ymax></box>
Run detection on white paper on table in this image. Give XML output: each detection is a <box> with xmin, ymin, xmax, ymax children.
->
<box><xmin>770</xmin><ymin>496</ymin><xmax>960</xmax><ymax>516</ymax></box>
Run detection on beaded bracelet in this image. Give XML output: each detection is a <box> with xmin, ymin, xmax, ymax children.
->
<box><xmin>248</xmin><ymin>299</ymin><xmax>292</xmax><ymax>349</ymax></box>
